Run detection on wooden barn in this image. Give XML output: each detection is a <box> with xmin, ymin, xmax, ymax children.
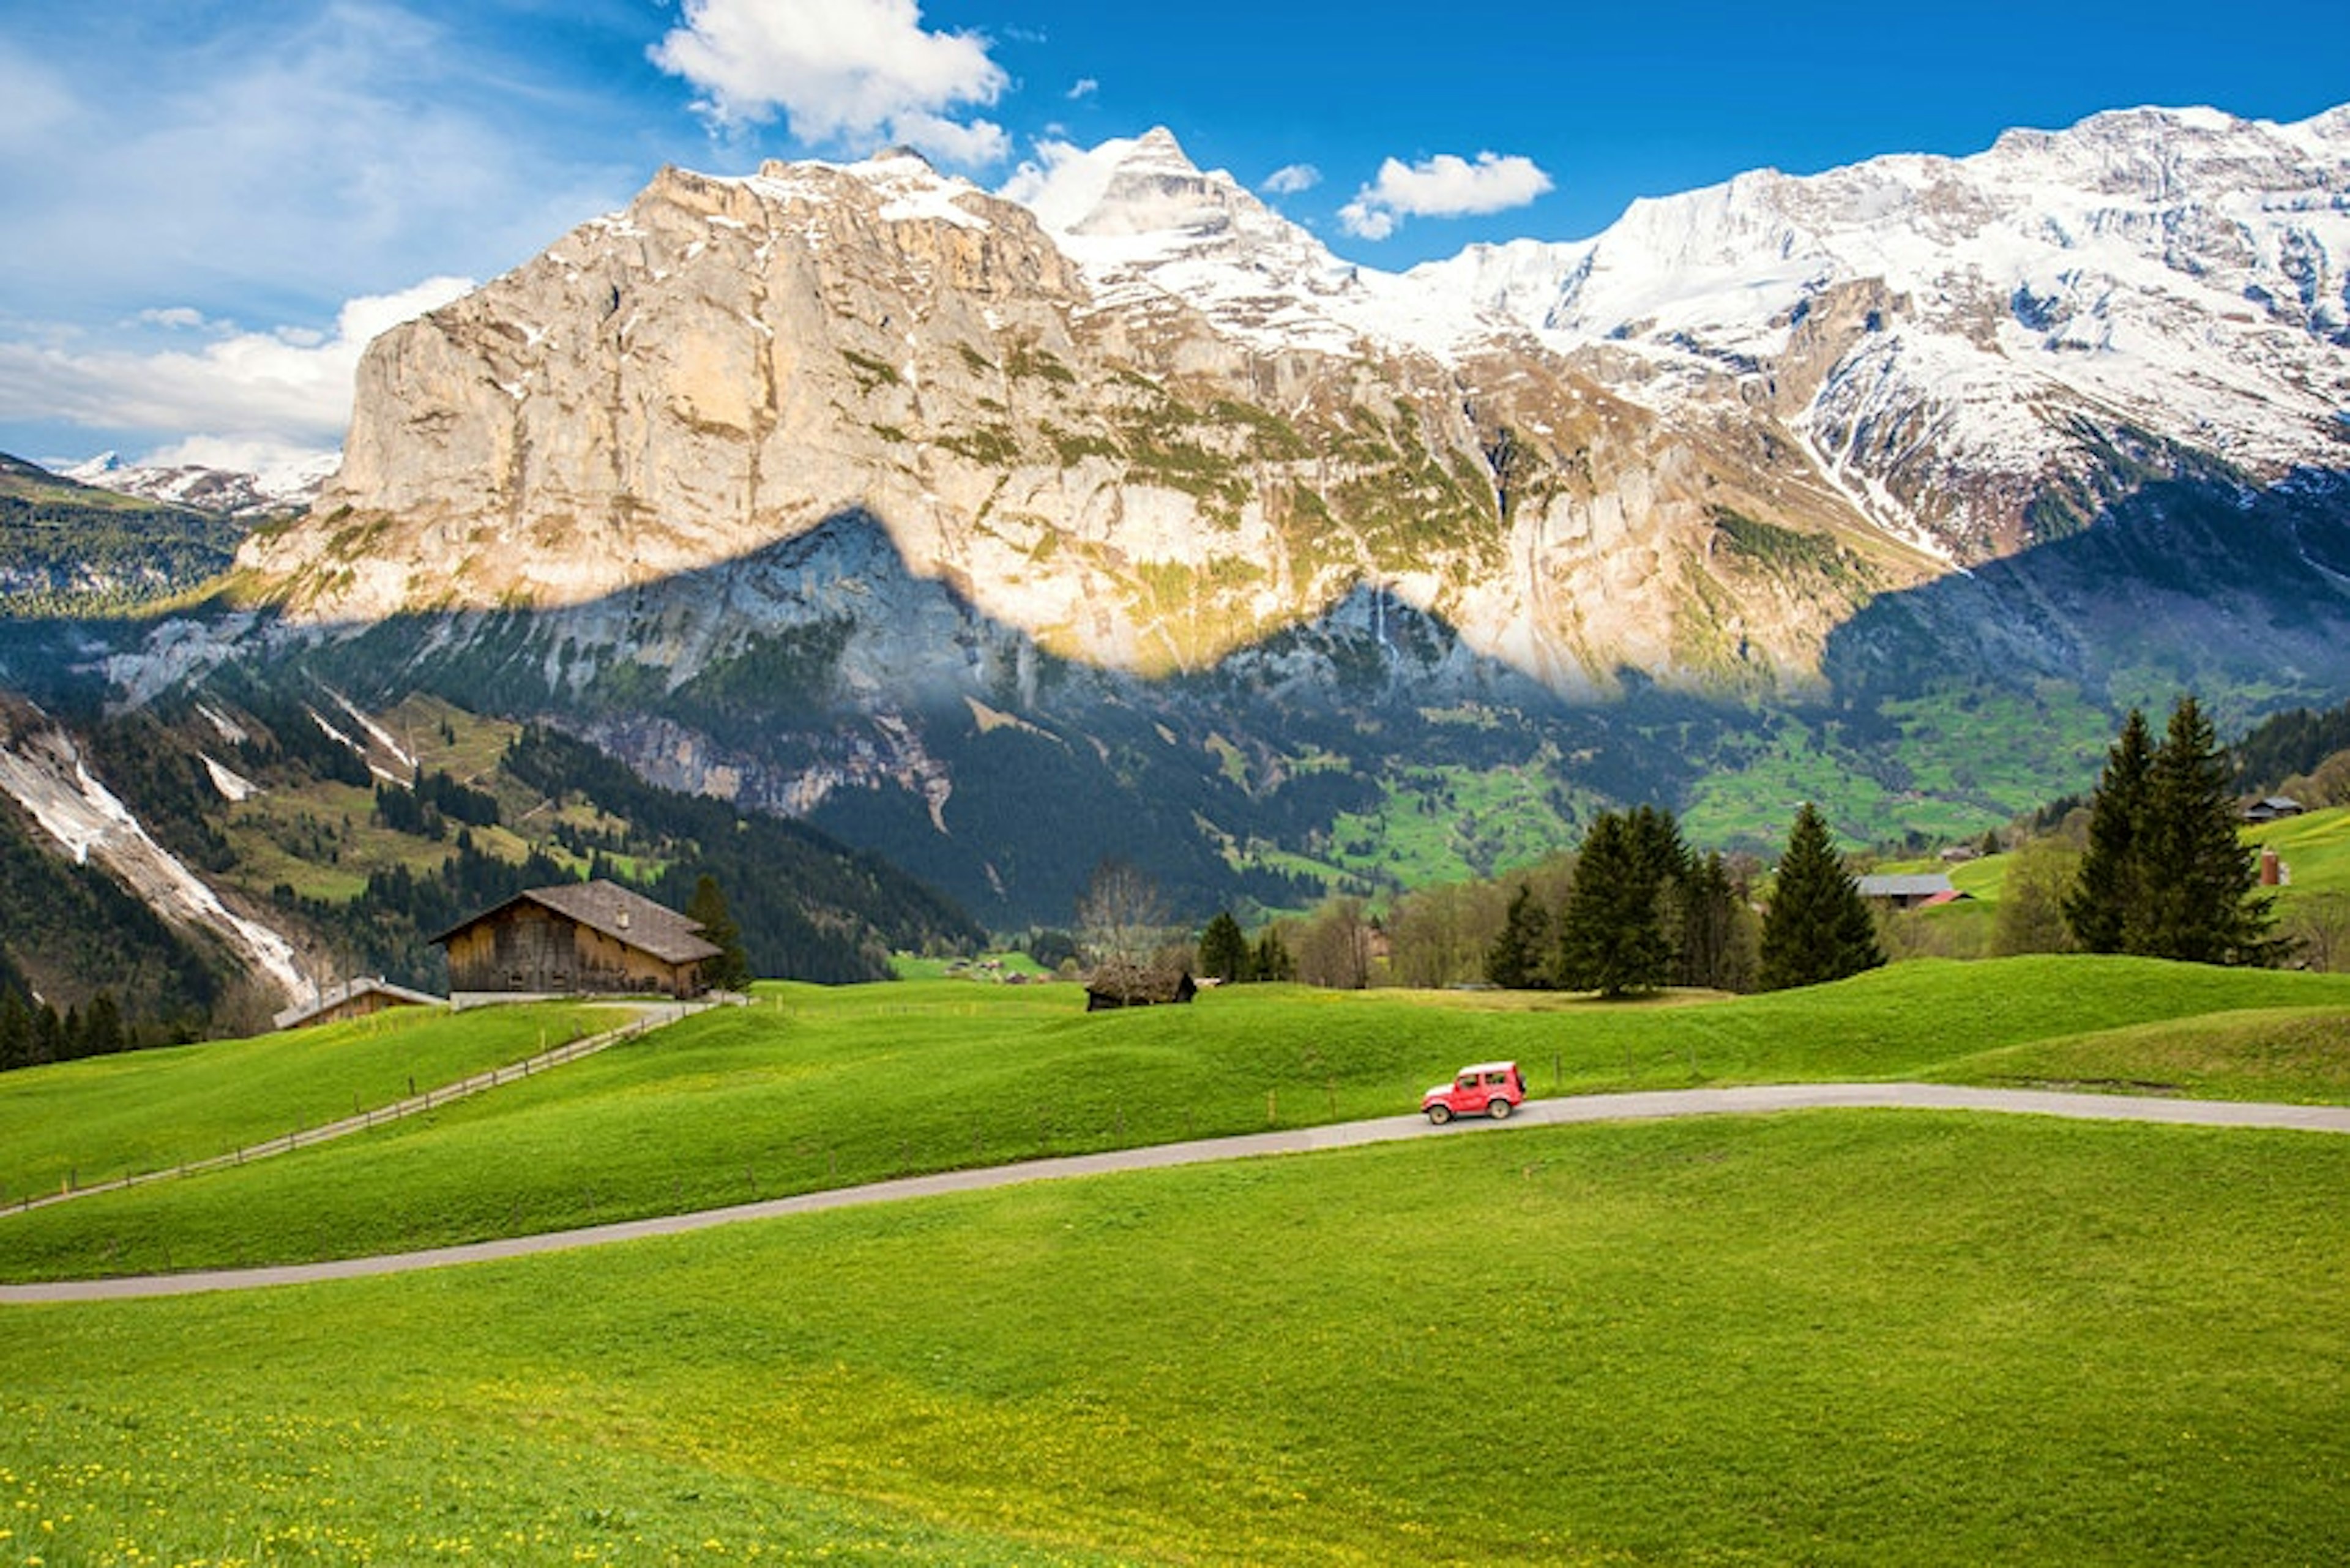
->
<box><xmin>1083</xmin><ymin>960</ymin><xmax>1199</xmax><ymax>1012</ymax></box>
<box><xmin>433</xmin><ymin>880</ymin><xmax>722</xmax><ymax>1002</ymax></box>
<box><xmin>272</xmin><ymin>976</ymin><xmax>444</xmax><ymax>1032</ymax></box>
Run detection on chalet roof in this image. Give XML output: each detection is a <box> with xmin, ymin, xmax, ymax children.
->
<box><xmin>272</xmin><ymin>976</ymin><xmax>444</xmax><ymax>1032</ymax></box>
<box><xmin>1083</xmin><ymin>959</ymin><xmax>1198</xmax><ymax>1005</ymax></box>
<box><xmin>1854</xmin><ymin>873</ymin><xmax>1957</xmax><ymax>899</ymax></box>
<box><xmin>431</xmin><ymin>880</ymin><xmax>724</xmax><ymax>965</ymax></box>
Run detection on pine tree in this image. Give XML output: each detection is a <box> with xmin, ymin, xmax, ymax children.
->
<box><xmin>1556</xmin><ymin>811</ymin><xmax>1673</xmax><ymax>997</ymax></box>
<box><xmin>1674</xmin><ymin>851</ymin><xmax>1748</xmax><ymax>990</ymax></box>
<box><xmin>2064</xmin><ymin>707</ymin><xmax>2154</xmax><ymax>953</ymax></box>
<box><xmin>686</xmin><ymin>873</ymin><xmax>752</xmax><ymax>991</ymax></box>
<box><xmin>1197</xmin><ymin>910</ymin><xmax>1250</xmax><ymax>984</ymax></box>
<box><xmin>2129</xmin><ymin>696</ymin><xmax>2278</xmax><ymax>965</ymax></box>
<box><xmin>0</xmin><ymin>989</ymin><xmax>28</xmax><ymax>1073</ymax></box>
<box><xmin>1250</xmin><ymin>927</ymin><xmax>1294</xmax><ymax>983</ymax></box>
<box><xmin>1484</xmin><ymin>884</ymin><xmax>1554</xmax><ymax>989</ymax></box>
<box><xmin>80</xmin><ymin>992</ymin><xmax>124</xmax><ymax>1056</ymax></box>
<box><xmin>1758</xmin><ymin>804</ymin><xmax>1884</xmax><ymax>990</ymax></box>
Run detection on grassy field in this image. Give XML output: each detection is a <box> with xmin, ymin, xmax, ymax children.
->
<box><xmin>2251</xmin><ymin>804</ymin><xmax>2350</xmax><ymax>905</ymax></box>
<box><xmin>0</xmin><ymin>1001</ymin><xmax>624</xmax><ymax>1204</ymax></box>
<box><xmin>4</xmin><ymin>1111</ymin><xmax>2347</xmax><ymax>1564</ymax></box>
<box><xmin>5</xmin><ymin>957</ymin><xmax>2350</xmax><ymax>1282</ymax></box>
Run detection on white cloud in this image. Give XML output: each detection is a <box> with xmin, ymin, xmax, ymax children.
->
<box><xmin>1263</xmin><ymin>163</ymin><xmax>1322</xmax><ymax>196</ymax></box>
<box><xmin>1067</xmin><ymin>77</ymin><xmax>1099</xmax><ymax>101</ymax></box>
<box><xmin>0</xmin><ymin>49</ymin><xmax>73</xmax><ymax>149</ymax></box>
<box><xmin>0</xmin><ymin>277</ymin><xmax>473</xmax><ymax>460</ymax></box>
<box><xmin>651</xmin><ymin>0</ymin><xmax>1010</xmax><ymax>165</ymax></box>
<box><xmin>998</xmin><ymin>138</ymin><xmax>1119</xmax><ymax>231</ymax></box>
<box><xmin>1339</xmin><ymin>151</ymin><xmax>1554</xmax><ymax>239</ymax></box>
<box><xmin>138</xmin><ymin>307</ymin><xmax>211</xmax><ymax>331</ymax></box>
<box><xmin>0</xmin><ymin>21</ymin><xmax>624</xmax><ymax>333</ymax></box>
<box><xmin>887</xmin><ymin>110</ymin><xmax>1012</xmax><ymax>167</ymax></box>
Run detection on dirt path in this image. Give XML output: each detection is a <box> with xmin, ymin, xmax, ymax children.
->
<box><xmin>7</xmin><ymin>1082</ymin><xmax>2347</xmax><ymax>1304</ymax></box>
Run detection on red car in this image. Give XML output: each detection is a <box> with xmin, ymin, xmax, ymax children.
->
<box><xmin>1422</xmin><ymin>1061</ymin><xmax>1528</xmax><ymax>1124</ymax></box>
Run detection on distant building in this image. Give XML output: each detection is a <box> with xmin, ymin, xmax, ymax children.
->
<box><xmin>274</xmin><ymin>976</ymin><xmax>444</xmax><ymax>1032</ymax></box>
<box><xmin>2243</xmin><ymin>796</ymin><xmax>2306</xmax><ymax>824</ymax></box>
<box><xmin>432</xmin><ymin>880</ymin><xmax>722</xmax><ymax>1003</ymax></box>
<box><xmin>1854</xmin><ymin>873</ymin><xmax>1963</xmax><ymax>911</ymax></box>
<box><xmin>1083</xmin><ymin>960</ymin><xmax>1199</xmax><ymax>1012</ymax></box>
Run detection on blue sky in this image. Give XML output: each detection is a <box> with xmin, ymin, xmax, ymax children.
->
<box><xmin>1</xmin><ymin>0</ymin><xmax>2341</xmax><ymax>473</ymax></box>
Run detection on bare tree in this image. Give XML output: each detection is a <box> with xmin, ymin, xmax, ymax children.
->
<box><xmin>1074</xmin><ymin>857</ymin><xmax>1171</xmax><ymax>970</ymax></box>
<box><xmin>2285</xmin><ymin>892</ymin><xmax>2350</xmax><ymax>972</ymax></box>
<box><xmin>1386</xmin><ymin>881</ymin><xmax>1513</xmax><ymax>988</ymax></box>
<box><xmin>1993</xmin><ymin>838</ymin><xmax>2081</xmax><ymax>956</ymax></box>
<box><xmin>1293</xmin><ymin>895</ymin><xmax>1376</xmax><ymax>990</ymax></box>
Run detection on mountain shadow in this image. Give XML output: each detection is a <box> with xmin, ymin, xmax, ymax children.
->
<box><xmin>1821</xmin><ymin>466</ymin><xmax>2350</xmax><ymax>714</ymax></box>
<box><xmin>13</xmin><ymin>468</ymin><xmax>2350</xmax><ymax>938</ymax></box>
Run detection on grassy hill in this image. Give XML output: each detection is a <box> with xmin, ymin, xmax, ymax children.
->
<box><xmin>0</xmin><ymin>1000</ymin><xmax>622</xmax><ymax>1200</ymax></box>
<box><xmin>5</xmin><ymin>1110</ymin><xmax>2346</xmax><ymax>1563</ymax></box>
<box><xmin>7</xmin><ymin>955</ymin><xmax>2350</xmax><ymax>1280</ymax></box>
<box><xmin>6</xmin><ymin>957</ymin><xmax>2350</xmax><ymax>1561</ymax></box>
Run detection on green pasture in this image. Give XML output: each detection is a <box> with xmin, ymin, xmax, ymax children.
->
<box><xmin>0</xmin><ymin>1001</ymin><xmax>624</xmax><ymax>1204</ymax></box>
<box><xmin>6</xmin><ymin>1111</ymin><xmax>2348</xmax><ymax>1564</ymax></box>
<box><xmin>6</xmin><ymin>958</ymin><xmax>2350</xmax><ymax>1281</ymax></box>
<box><xmin>2251</xmin><ymin>804</ymin><xmax>2350</xmax><ymax>905</ymax></box>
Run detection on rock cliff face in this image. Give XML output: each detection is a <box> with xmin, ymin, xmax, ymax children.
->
<box><xmin>201</xmin><ymin>108</ymin><xmax>2350</xmax><ymax>925</ymax></box>
<box><xmin>244</xmin><ymin>138</ymin><xmax>1947</xmax><ymax>699</ymax></box>
<box><xmin>244</xmin><ymin>107</ymin><xmax>2350</xmax><ymax>702</ymax></box>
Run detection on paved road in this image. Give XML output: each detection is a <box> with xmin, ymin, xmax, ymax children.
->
<box><xmin>7</xmin><ymin>1082</ymin><xmax>2347</xmax><ymax>1304</ymax></box>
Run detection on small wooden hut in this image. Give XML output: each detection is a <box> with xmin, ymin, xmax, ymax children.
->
<box><xmin>273</xmin><ymin>976</ymin><xmax>444</xmax><ymax>1032</ymax></box>
<box><xmin>1083</xmin><ymin>960</ymin><xmax>1199</xmax><ymax>1012</ymax></box>
<box><xmin>433</xmin><ymin>880</ymin><xmax>722</xmax><ymax>1002</ymax></box>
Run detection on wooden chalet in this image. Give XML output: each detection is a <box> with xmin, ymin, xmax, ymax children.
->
<box><xmin>433</xmin><ymin>880</ymin><xmax>722</xmax><ymax>1002</ymax></box>
<box><xmin>1083</xmin><ymin>960</ymin><xmax>1199</xmax><ymax>1012</ymax></box>
<box><xmin>1854</xmin><ymin>873</ymin><xmax>1963</xmax><ymax>911</ymax></box>
<box><xmin>273</xmin><ymin>976</ymin><xmax>444</xmax><ymax>1032</ymax></box>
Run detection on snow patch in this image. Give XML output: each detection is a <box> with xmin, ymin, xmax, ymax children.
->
<box><xmin>0</xmin><ymin>709</ymin><xmax>304</xmax><ymax>1002</ymax></box>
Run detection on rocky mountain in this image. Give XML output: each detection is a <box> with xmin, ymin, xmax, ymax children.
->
<box><xmin>65</xmin><ymin>450</ymin><xmax>333</xmax><ymax>519</ymax></box>
<box><xmin>53</xmin><ymin>105</ymin><xmax>2350</xmax><ymax>931</ymax></box>
<box><xmin>241</xmin><ymin>133</ymin><xmax>1932</xmax><ymax>698</ymax></box>
<box><xmin>1417</xmin><ymin>104</ymin><xmax>2350</xmax><ymax>560</ymax></box>
<box><xmin>0</xmin><ymin>454</ymin><xmax>247</xmax><ymax>615</ymax></box>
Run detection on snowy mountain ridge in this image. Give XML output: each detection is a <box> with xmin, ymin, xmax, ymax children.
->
<box><xmin>62</xmin><ymin>450</ymin><xmax>334</xmax><ymax>517</ymax></box>
<box><xmin>231</xmin><ymin>102</ymin><xmax>2350</xmax><ymax>706</ymax></box>
<box><xmin>1024</xmin><ymin>107</ymin><xmax>2349</xmax><ymax>561</ymax></box>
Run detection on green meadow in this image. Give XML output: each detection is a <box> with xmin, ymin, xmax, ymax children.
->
<box><xmin>0</xmin><ymin>1001</ymin><xmax>624</xmax><ymax>1204</ymax></box>
<box><xmin>6</xmin><ymin>958</ymin><xmax>2350</xmax><ymax>1282</ymax></box>
<box><xmin>4</xmin><ymin>1111</ymin><xmax>2347</xmax><ymax>1565</ymax></box>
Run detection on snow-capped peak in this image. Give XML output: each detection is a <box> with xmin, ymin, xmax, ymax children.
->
<box><xmin>1001</xmin><ymin>129</ymin><xmax>1501</xmax><ymax>359</ymax></box>
<box><xmin>63</xmin><ymin>447</ymin><xmax>337</xmax><ymax>515</ymax></box>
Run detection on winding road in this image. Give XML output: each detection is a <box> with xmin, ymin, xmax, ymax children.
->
<box><xmin>6</xmin><ymin>1081</ymin><xmax>2347</xmax><ymax>1304</ymax></box>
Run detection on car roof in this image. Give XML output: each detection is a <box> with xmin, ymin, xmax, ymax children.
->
<box><xmin>1457</xmin><ymin>1060</ymin><xmax>1519</xmax><ymax>1075</ymax></box>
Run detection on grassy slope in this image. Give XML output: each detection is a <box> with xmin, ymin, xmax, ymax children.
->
<box><xmin>2250</xmin><ymin>803</ymin><xmax>2350</xmax><ymax>906</ymax></box>
<box><xmin>4</xmin><ymin>1112</ymin><xmax>2346</xmax><ymax>1564</ymax></box>
<box><xmin>5</xmin><ymin>957</ymin><xmax>2350</xmax><ymax>1280</ymax></box>
<box><xmin>0</xmin><ymin>1002</ymin><xmax>624</xmax><ymax>1202</ymax></box>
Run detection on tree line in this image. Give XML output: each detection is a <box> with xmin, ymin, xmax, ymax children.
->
<box><xmin>1158</xmin><ymin>799</ymin><xmax>1887</xmax><ymax>997</ymax></box>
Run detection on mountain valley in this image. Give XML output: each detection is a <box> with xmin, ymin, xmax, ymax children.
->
<box><xmin>4</xmin><ymin>103</ymin><xmax>2349</xmax><ymax>1001</ymax></box>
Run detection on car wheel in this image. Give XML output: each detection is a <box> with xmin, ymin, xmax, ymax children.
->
<box><xmin>1488</xmin><ymin>1097</ymin><xmax>1513</xmax><ymax>1121</ymax></box>
<box><xmin>1426</xmin><ymin>1104</ymin><xmax>1453</xmax><ymax>1125</ymax></box>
